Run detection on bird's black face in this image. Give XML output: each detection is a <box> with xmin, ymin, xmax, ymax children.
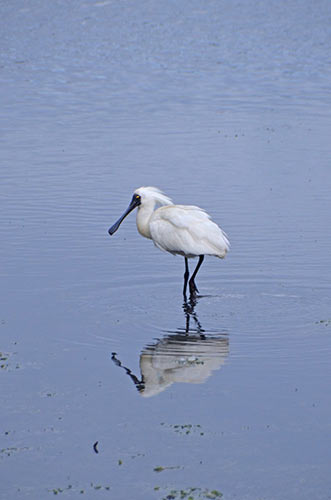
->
<box><xmin>108</xmin><ymin>193</ymin><xmax>141</xmax><ymax>236</ymax></box>
<box><xmin>131</xmin><ymin>193</ymin><xmax>141</xmax><ymax>206</ymax></box>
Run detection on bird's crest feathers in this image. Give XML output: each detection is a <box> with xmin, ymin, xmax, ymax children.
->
<box><xmin>135</xmin><ymin>186</ymin><xmax>173</xmax><ymax>206</ymax></box>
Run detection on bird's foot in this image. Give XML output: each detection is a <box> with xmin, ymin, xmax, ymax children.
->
<box><xmin>189</xmin><ymin>280</ymin><xmax>199</xmax><ymax>296</ymax></box>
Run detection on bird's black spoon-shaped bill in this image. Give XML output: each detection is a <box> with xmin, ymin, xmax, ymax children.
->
<box><xmin>108</xmin><ymin>194</ymin><xmax>141</xmax><ymax>236</ymax></box>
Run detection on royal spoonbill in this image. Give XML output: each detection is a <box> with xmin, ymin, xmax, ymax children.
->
<box><xmin>108</xmin><ymin>187</ymin><xmax>230</xmax><ymax>296</ymax></box>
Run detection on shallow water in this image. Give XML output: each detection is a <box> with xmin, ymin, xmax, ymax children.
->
<box><xmin>1</xmin><ymin>0</ymin><xmax>331</xmax><ymax>499</ymax></box>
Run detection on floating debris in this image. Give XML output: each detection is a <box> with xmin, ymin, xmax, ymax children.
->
<box><xmin>48</xmin><ymin>483</ymin><xmax>110</xmax><ymax>495</ymax></box>
<box><xmin>161</xmin><ymin>423</ymin><xmax>205</xmax><ymax>436</ymax></box>
<box><xmin>153</xmin><ymin>465</ymin><xmax>182</xmax><ymax>473</ymax></box>
<box><xmin>157</xmin><ymin>487</ymin><xmax>223</xmax><ymax>499</ymax></box>
<box><xmin>315</xmin><ymin>319</ymin><xmax>331</xmax><ymax>326</ymax></box>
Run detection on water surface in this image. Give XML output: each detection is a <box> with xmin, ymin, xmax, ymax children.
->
<box><xmin>1</xmin><ymin>0</ymin><xmax>331</xmax><ymax>499</ymax></box>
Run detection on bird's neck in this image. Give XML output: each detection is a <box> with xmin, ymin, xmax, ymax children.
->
<box><xmin>136</xmin><ymin>202</ymin><xmax>155</xmax><ymax>239</ymax></box>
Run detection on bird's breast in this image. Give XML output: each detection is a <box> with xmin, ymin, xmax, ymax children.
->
<box><xmin>136</xmin><ymin>209</ymin><xmax>152</xmax><ymax>239</ymax></box>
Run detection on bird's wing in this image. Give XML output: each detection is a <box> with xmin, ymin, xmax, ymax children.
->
<box><xmin>153</xmin><ymin>205</ymin><xmax>211</xmax><ymax>228</ymax></box>
<box><xmin>149</xmin><ymin>205</ymin><xmax>229</xmax><ymax>257</ymax></box>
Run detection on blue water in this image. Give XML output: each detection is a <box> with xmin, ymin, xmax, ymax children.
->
<box><xmin>1</xmin><ymin>1</ymin><xmax>331</xmax><ymax>499</ymax></box>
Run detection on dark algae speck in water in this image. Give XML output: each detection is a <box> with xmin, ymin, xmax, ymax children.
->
<box><xmin>157</xmin><ymin>487</ymin><xmax>223</xmax><ymax>499</ymax></box>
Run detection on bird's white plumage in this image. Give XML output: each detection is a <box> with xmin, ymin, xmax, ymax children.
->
<box><xmin>135</xmin><ymin>186</ymin><xmax>173</xmax><ymax>207</ymax></box>
<box><xmin>134</xmin><ymin>187</ymin><xmax>230</xmax><ymax>259</ymax></box>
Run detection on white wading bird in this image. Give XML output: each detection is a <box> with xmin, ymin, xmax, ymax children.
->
<box><xmin>108</xmin><ymin>187</ymin><xmax>230</xmax><ymax>296</ymax></box>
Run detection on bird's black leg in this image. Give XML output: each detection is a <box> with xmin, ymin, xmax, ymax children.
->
<box><xmin>189</xmin><ymin>255</ymin><xmax>204</xmax><ymax>296</ymax></box>
<box><xmin>183</xmin><ymin>257</ymin><xmax>190</xmax><ymax>297</ymax></box>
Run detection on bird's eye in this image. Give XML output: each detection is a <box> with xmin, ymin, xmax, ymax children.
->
<box><xmin>135</xmin><ymin>195</ymin><xmax>140</xmax><ymax>200</ymax></box>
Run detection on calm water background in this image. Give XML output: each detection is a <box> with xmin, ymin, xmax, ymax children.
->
<box><xmin>1</xmin><ymin>0</ymin><xmax>331</xmax><ymax>499</ymax></box>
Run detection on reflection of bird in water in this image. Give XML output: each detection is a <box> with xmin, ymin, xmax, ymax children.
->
<box><xmin>175</xmin><ymin>294</ymin><xmax>205</xmax><ymax>336</ymax></box>
<box><xmin>111</xmin><ymin>297</ymin><xmax>229</xmax><ymax>397</ymax></box>
<box><xmin>108</xmin><ymin>187</ymin><xmax>230</xmax><ymax>297</ymax></box>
